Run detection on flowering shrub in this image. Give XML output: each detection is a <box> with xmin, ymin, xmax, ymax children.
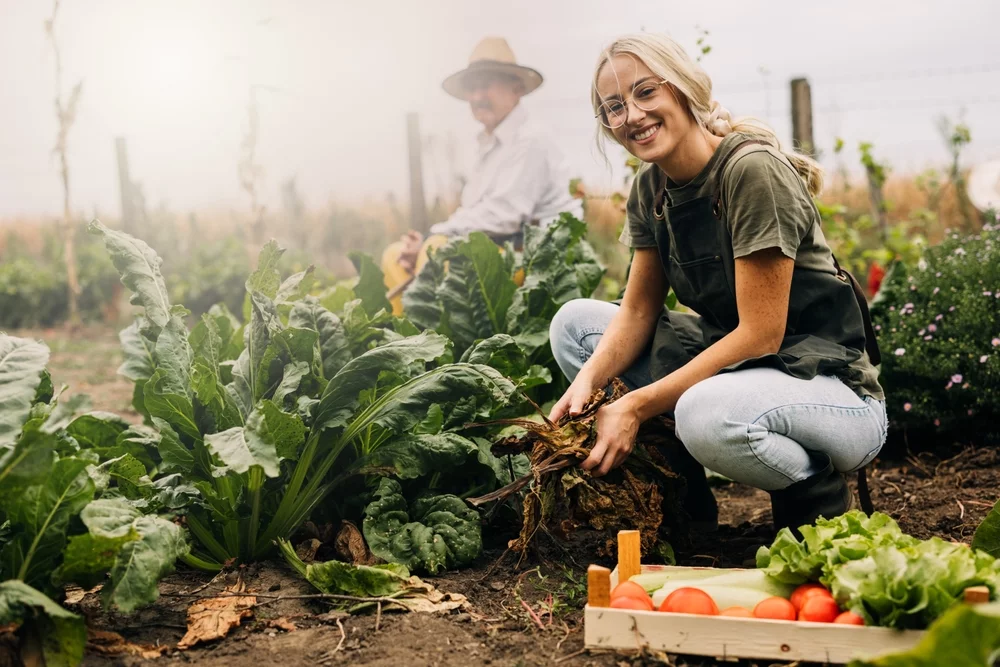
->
<box><xmin>871</xmin><ymin>217</ymin><xmax>999</xmax><ymax>438</ymax></box>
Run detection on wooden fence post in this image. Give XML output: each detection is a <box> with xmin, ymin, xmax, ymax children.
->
<box><xmin>790</xmin><ymin>78</ymin><xmax>814</xmax><ymax>156</ymax></box>
<box><xmin>115</xmin><ymin>137</ymin><xmax>135</xmax><ymax>235</ymax></box>
<box><xmin>406</xmin><ymin>112</ymin><xmax>429</xmax><ymax>234</ymax></box>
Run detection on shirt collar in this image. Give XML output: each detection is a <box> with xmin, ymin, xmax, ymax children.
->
<box><xmin>477</xmin><ymin>103</ymin><xmax>528</xmax><ymax>153</ymax></box>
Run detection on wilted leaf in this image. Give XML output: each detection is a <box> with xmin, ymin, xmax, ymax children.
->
<box><xmin>334</xmin><ymin>521</ymin><xmax>376</xmax><ymax>566</ymax></box>
<box><xmin>87</xmin><ymin>628</ymin><xmax>167</xmax><ymax>659</ymax></box>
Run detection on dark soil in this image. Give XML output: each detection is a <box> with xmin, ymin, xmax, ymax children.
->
<box><xmin>69</xmin><ymin>443</ymin><xmax>998</xmax><ymax>667</ymax></box>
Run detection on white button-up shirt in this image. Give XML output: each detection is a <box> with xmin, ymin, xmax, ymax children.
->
<box><xmin>429</xmin><ymin>104</ymin><xmax>584</xmax><ymax>238</ymax></box>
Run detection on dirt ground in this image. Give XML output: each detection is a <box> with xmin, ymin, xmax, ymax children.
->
<box><xmin>14</xmin><ymin>326</ymin><xmax>1000</xmax><ymax>667</ymax></box>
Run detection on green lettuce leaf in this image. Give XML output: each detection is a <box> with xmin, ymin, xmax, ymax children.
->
<box><xmin>288</xmin><ymin>297</ymin><xmax>352</xmax><ymax>381</ymax></box>
<box><xmin>973</xmin><ymin>499</ymin><xmax>1000</xmax><ymax>558</ymax></box>
<box><xmin>89</xmin><ymin>220</ymin><xmax>172</xmax><ymax>329</ymax></box>
<box><xmin>848</xmin><ymin>602</ymin><xmax>1000</xmax><ymax>666</ymax></box>
<box><xmin>363</xmin><ymin>478</ymin><xmax>481</xmax><ymax>574</ymax></box>
<box><xmin>0</xmin><ymin>580</ymin><xmax>86</xmax><ymax>667</ymax></box>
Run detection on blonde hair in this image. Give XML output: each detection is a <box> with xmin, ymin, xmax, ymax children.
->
<box><xmin>593</xmin><ymin>33</ymin><xmax>824</xmax><ymax>196</ymax></box>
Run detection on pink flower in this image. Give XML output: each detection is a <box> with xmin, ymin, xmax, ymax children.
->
<box><xmin>924</xmin><ymin>335</ymin><xmax>933</xmax><ymax>341</ymax></box>
<box><xmin>933</xmin><ymin>287</ymin><xmax>940</xmax><ymax>295</ymax></box>
<box><xmin>894</xmin><ymin>348</ymin><xmax>906</xmax><ymax>356</ymax></box>
<box><xmin>951</xmin><ymin>374</ymin><xmax>963</xmax><ymax>384</ymax></box>
<box><xmin>968</xmin><ymin>409</ymin><xmax>975</xmax><ymax>416</ymax></box>
<box><xmin>993</xmin><ymin>338</ymin><xmax>1000</xmax><ymax>347</ymax></box>
<box><xmin>910</xmin><ymin>285</ymin><xmax>916</xmax><ymax>291</ymax></box>
<box><xmin>934</xmin><ymin>418</ymin><xmax>941</xmax><ymax>427</ymax></box>
<box><xmin>928</xmin><ymin>324</ymin><xmax>937</xmax><ymax>332</ymax></box>
<box><xmin>982</xmin><ymin>355</ymin><xmax>989</xmax><ymax>363</ymax></box>
<box><xmin>903</xmin><ymin>402</ymin><xmax>912</xmax><ymax>412</ymax></box>
<box><xmin>936</xmin><ymin>314</ymin><xmax>944</xmax><ymax>320</ymax></box>
<box><xmin>918</xmin><ymin>329</ymin><xmax>926</xmax><ymax>336</ymax></box>
<box><xmin>936</xmin><ymin>272</ymin><xmax>942</xmax><ymax>277</ymax></box>
<box><xmin>875</xmin><ymin>325</ymin><xmax>882</xmax><ymax>331</ymax></box>
<box><xmin>986</xmin><ymin>291</ymin><xmax>994</xmax><ymax>297</ymax></box>
<box><xmin>949</xmin><ymin>307</ymin><xmax>956</xmax><ymax>312</ymax></box>
<box><xmin>889</xmin><ymin>306</ymin><xmax>896</xmax><ymax>311</ymax></box>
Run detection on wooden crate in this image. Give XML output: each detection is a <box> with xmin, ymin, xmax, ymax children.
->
<box><xmin>583</xmin><ymin>530</ymin><xmax>988</xmax><ymax>664</ymax></box>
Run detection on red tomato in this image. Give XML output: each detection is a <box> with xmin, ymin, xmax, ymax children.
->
<box><xmin>753</xmin><ymin>596</ymin><xmax>797</xmax><ymax>621</ymax></box>
<box><xmin>611</xmin><ymin>581</ymin><xmax>651</xmax><ymax>604</ymax></box>
<box><xmin>790</xmin><ymin>583</ymin><xmax>833</xmax><ymax>610</ymax></box>
<box><xmin>798</xmin><ymin>595</ymin><xmax>841</xmax><ymax>623</ymax></box>
<box><xmin>719</xmin><ymin>606</ymin><xmax>753</xmax><ymax>617</ymax></box>
<box><xmin>833</xmin><ymin>611</ymin><xmax>865</xmax><ymax>625</ymax></box>
<box><xmin>611</xmin><ymin>596</ymin><xmax>654</xmax><ymax>611</ymax></box>
<box><xmin>658</xmin><ymin>587</ymin><xmax>720</xmax><ymax>615</ymax></box>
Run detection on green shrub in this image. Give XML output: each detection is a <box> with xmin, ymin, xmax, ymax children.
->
<box><xmin>871</xmin><ymin>217</ymin><xmax>999</xmax><ymax>438</ymax></box>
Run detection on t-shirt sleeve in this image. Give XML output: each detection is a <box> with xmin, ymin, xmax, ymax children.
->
<box><xmin>618</xmin><ymin>164</ymin><xmax>659</xmax><ymax>249</ymax></box>
<box><xmin>723</xmin><ymin>150</ymin><xmax>814</xmax><ymax>261</ymax></box>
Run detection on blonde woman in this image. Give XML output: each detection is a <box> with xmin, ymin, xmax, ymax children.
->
<box><xmin>548</xmin><ymin>34</ymin><xmax>886</xmax><ymax>532</ymax></box>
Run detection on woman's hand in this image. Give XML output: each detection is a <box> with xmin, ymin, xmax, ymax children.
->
<box><xmin>398</xmin><ymin>230</ymin><xmax>424</xmax><ymax>273</ymax></box>
<box><xmin>581</xmin><ymin>394</ymin><xmax>642</xmax><ymax>477</ymax></box>
<box><xmin>548</xmin><ymin>372</ymin><xmax>598</xmax><ymax>424</ymax></box>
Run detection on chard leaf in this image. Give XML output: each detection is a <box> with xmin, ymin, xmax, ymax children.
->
<box><xmin>89</xmin><ymin>220</ymin><xmax>172</xmax><ymax>328</ymax></box>
<box><xmin>0</xmin><ymin>336</ymin><xmax>50</xmax><ymax>449</ymax></box>
<box><xmin>64</xmin><ymin>411</ymin><xmax>131</xmax><ymax>449</ymax></box>
<box><xmin>54</xmin><ymin>525</ymin><xmax>140</xmax><ymax>589</ymax></box>
<box><xmin>152</xmin><ymin>418</ymin><xmax>195</xmax><ymax>474</ymax></box>
<box><xmin>972</xmin><ymin>499</ymin><xmax>1000</xmax><ymax>558</ymax></box>
<box><xmin>461</xmin><ymin>334</ymin><xmax>552</xmax><ymax>390</ymax></box>
<box><xmin>849</xmin><ymin>602</ymin><xmax>1000</xmax><ymax>666</ymax></box>
<box><xmin>0</xmin><ymin>580</ymin><xmax>86</xmax><ymax>667</ymax></box>
<box><xmin>104</xmin><ymin>515</ymin><xmax>188</xmax><ymax>612</ymax></box>
<box><xmin>205</xmin><ymin>426</ymin><xmax>280</xmax><ymax>478</ymax></box>
<box><xmin>319</xmin><ymin>283</ymin><xmax>355</xmax><ymax>314</ymax></box>
<box><xmin>403</xmin><ymin>248</ymin><xmax>447</xmax><ymax>331</ymax></box>
<box><xmin>289</xmin><ymin>298</ymin><xmax>352</xmax><ymax>380</ymax></box>
<box><xmin>153</xmin><ymin>316</ymin><xmax>194</xmax><ymax>399</ymax></box>
<box><xmin>117</xmin><ymin>319</ymin><xmax>156</xmax><ymax>382</ymax></box>
<box><xmin>347</xmin><ymin>433</ymin><xmax>479</xmax><ymax>480</ymax></box>
<box><xmin>278</xmin><ymin>538</ymin><xmax>410</xmax><ymax>597</ymax></box>
<box><xmin>250</xmin><ymin>399</ymin><xmax>305</xmax><ymax>462</ymax></box>
<box><xmin>246</xmin><ymin>240</ymin><xmax>284</xmax><ymax>299</ymax></box>
<box><xmin>1</xmin><ymin>456</ymin><xmax>96</xmax><ymax>589</ymax></box>
<box><xmin>348</xmin><ymin>251</ymin><xmax>392</xmax><ymax>317</ymax></box>
<box><xmin>0</xmin><ymin>427</ymin><xmax>57</xmax><ymax>489</ymax></box>
<box><xmin>276</xmin><ymin>266</ymin><xmax>316</xmax><ymax>303</ymax></box>
<box><xmin>312</xmin><ymin>331</ymin><xmax>450</xmax><ymax>432</ymax></box>
<box><xmin>143</xmin><ymin>370</ymin><xmax>201</xmax><ymax>442</ymax></box>
<box><xmin>273</xmin><ymin>361</ymin><xmax>311</xmax><ymax>410</ymax></box>
<box><xmin>40</xmin><ymin>394</ymin><xmax>93</xmax><ymax>435</ymax></box>
<box><xmin>363</xmin><ymin>478</ymin><xmax>481</xmax><ymax>574</ymax></box>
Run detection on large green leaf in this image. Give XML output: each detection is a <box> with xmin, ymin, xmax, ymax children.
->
<box><xmin>1</xmin><ymin>456</ymin><xmax>96</xmax><ymax>588</ymax></box>
<box><xmin>117</xmin><ymin>319</ymin><xmax>156</xmax><ymax>383</ymax></box>
<box><xmin>105</xmin><ymin>514</ymin><xmax>188</xmax><ymax>612</ymax></box>
<box><xmin>346</xmin><ymin>433</ymin><xmax>479</xmax><ymax>480</ymax></box>
<box><xmin>972</xmin><ymin>499</ymin><xmax>1000</xmax><ymax>558</ymax></box>
<box><xmin>363</xmin><ymin>478</ymin><xmax>482</xmax><ymax>574</ymax></box>
<box><xmin>849</xmin><ymin>602</ymin><xmax>1000</xmax><ymax>666</ymax></box>
<box><xmin>89</xmin><ymin>220</ymin><xmax>172</xmax><ymax>328</ymax></box>
<box><xmin>312</xmin><ymin>331</ymin><xmax>451</xmax><ymax>432</ymax></box>
<box><xmin>65</xmin><ymin>411</ymin><xmax>131</xmax><ymax>450</ymax></box>
<box><xmin>203</xmin><ymin>400</ymin><xmax>302</xmax><ymax>478</ymax></box>
<box><xmin>0</xmin><ymin>335</ymin><xmax>50</xmax><ymax>450</ymax></box>
<box><xmin>401</xmin><ymin>246</ymin><xmax>447</xmax><ymax>331</ymax></box>
<box><xmin>0</xmin><ymin>426</ymin><xmax>58</xmax><ymax>489</ymax></box>
<box><xmin>40</xmin><ymin>394</ymin><xmax>93</xmax><ymax>435</ymax></box>
<box><xmin>277</xmin><ymin>538</ymin><xmax>410</xmax><ymax>597</ymax></box>
<box><xmin>153</xmin><ymin>316</ymin><xmax>194</xmax><ymax>399</ymax></box>
<box><xmin>289</xmin><ymin>298</ymin><xmax>352</xmax><ymax>380</ymax></box>
<box><xmin>349</xmin><ymin>251</ymin><xmax>392</xmax><ymax>317</ymax></box>
<box><xmin>0</xmin><ymin>580</ymin><xmax>86</xmax><ymax>667</ymax></box>
<box><xmin>276</xmin><ymin>266</ymin><xmax>316</xmax><ymax>304</ymax></box>
<box><xmin>53</xmin><ymin>498</ymin><xmax>142</xmax><ymax>588</ymax></box>
<box><xmin>246</xmin><ymin>240</ymin><xmax>284</xmax><ymax>299</ymax></box>
<box><xmin>143</xmin><ymin>369</ymin><xmax>201</xmax><ymax>442</ymax></box>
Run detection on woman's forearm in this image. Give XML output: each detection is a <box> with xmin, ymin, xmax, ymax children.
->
<box><xmin>627</xmin><ymin>324</ymin><xmax>780</xmax><ymax>421</ymax></box>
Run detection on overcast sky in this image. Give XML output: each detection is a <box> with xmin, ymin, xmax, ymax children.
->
<box><xmin>1</xmin><ymin>0</ymin><xmax>998</xmax><ymax>218</ymax></box>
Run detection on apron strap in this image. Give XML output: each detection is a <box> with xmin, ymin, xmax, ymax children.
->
<box><xmin>712</xmin><ymin>138</ymin><xmax>883</xmax><ymax>367</ymax></box>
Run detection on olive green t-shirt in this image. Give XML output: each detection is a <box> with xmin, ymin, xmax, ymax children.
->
<box><xmin>620</xmin><ymin>132</ymin><xmax>884</xmax><ymax>400</ymax></box>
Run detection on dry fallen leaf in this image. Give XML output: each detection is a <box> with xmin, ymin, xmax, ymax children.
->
<box><xmin>177</xmin><ymin>579</ymin><xmax>256</xmax><ymax>650</ymax></box>
<box><xmin>87</xmin><ymin>629</ymin><xmax>167</xmax><ymax>659</ymax></box>
<box><xmin>334</xmin><ymin>520</ymin><xmax>376</xmax><ymax>565</ymax></box>
<box><xmin>295</xmin><ymin>538</ymin><xmax>322</xmax><ymax>563</ymax></box>
<box><xmin>64</xmin><ymin>584</ymin><xmax>102</xmax><ymax>606</ymax></box>
<box><xmin>265</xmin><ymin>617</ymin><xmax>297</xmax><ymax>632</ymax></box>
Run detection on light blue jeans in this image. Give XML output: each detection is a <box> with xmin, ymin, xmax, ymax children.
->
<box><xmin>549</xmin><ymin>299</ymin><xmax>888</xmax><ymax>491</ymax></box>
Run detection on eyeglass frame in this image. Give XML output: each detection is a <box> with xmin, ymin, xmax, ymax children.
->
<box><xmin>594</xmin><ymin>78</ymin><xmax>670</xmax><ymax>129</ymax></box>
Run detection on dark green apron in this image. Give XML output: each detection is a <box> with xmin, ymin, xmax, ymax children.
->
<box><xmin>645</xmin><ymin>140</ymin><xmax>879</xmax><ymax>384</ymax></box>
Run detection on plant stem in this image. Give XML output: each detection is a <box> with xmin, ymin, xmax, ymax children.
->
<box><xmin>246</xmin><ymin>466</ymin><xmax>263</xmax><ymax>561</ymax></box>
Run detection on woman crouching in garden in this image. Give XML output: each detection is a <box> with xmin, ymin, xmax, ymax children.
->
<box><xmin>548</xmin><ymin>33</ymin><xmax>887</xmax><ymax>532</ymax></box>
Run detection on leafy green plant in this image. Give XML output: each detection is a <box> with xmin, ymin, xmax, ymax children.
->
<box><xmin>404</xmin><ymin>214</ymin><xmax>603</xmax><ymax>401</ymax></box>
<box><xmin>90</xmin><ymin>221</ymin><xmax>520</xmax><ymax>570</ymax></box>
<box><xmin>870</xmin><ymin>222</ymin><xmax>1000</xmax><ymax>436</ymax></box>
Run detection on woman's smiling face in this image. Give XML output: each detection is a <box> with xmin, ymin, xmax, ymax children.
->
<box><xmin>596</xmin><ymin>54</ymin><xmax>696</xmax><ymax>163</ymax></box>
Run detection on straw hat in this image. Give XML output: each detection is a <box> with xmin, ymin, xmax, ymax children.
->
<box><xmin>968</xmin><ymin>159</ymin><xmax>1000</xmax><ymax>213</ymax></box>
<box><xmin>442</xmin><ymin>37</ymin><xmax>543</xmax><ymax>100</ymax></box>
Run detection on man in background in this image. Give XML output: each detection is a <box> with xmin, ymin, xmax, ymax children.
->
<box><xmin>382</xmin><ymin>37</ymin><xmax>583</xmax><ymax>313</ymax></box>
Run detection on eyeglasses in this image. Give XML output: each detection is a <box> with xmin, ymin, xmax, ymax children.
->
<box><xmin>595</xmin><ymin>79</ymin><xmax>669</xmax><ymax>129</ymax></box>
